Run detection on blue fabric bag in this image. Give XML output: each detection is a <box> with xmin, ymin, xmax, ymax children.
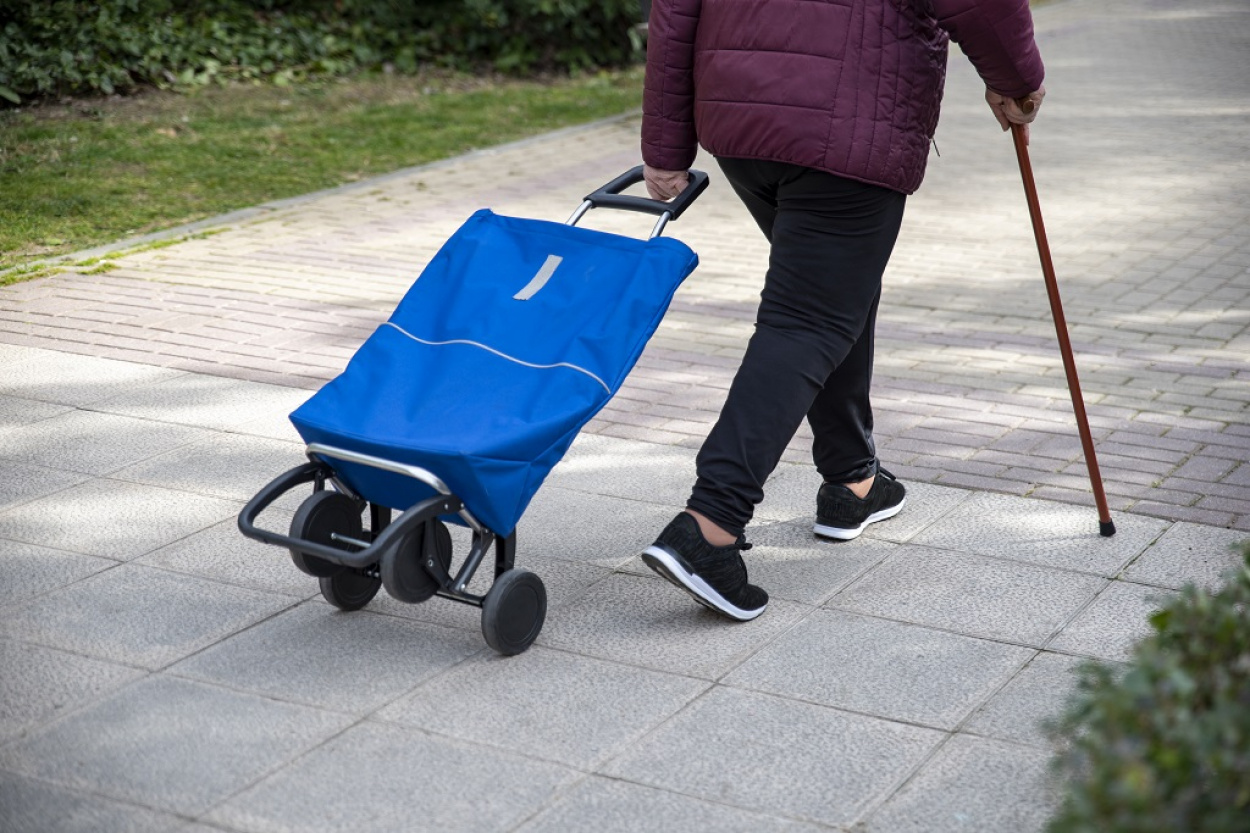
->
<box><xmin>289</xmin><ymin>208</ymin><xmax>699</xmax><ymax>535</ymax></box>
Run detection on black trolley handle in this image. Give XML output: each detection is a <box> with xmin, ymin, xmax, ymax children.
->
<box><xmin>567</xmin><ymin>165</ymin><xmax>710</xmax><ymax>238</ymax></box>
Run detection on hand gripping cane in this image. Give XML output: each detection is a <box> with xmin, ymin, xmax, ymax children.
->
<box><xmin>1010</xmin><ymin>105</ymin><xmax>1115</xmax><ymax>536</ymax></box>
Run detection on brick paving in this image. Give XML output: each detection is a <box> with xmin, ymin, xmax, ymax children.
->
<box><xmin>2</xmin><ymin>0</ymin><xmax>1247</xmax><ymax>530</ymax></box>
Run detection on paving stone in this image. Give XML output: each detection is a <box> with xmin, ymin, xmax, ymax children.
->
<box><xmin>0</xmin><ymin>344</ymin><xmax>40</xmax><ymax>364</ymax></box>
<box><xmin>962</xmin><ymin>651</ymin><xmax>1093</xmax><ymax>747</ymax></box>
<box><xmin>0</xmin><ymin>395</ymin><xmax>73</xmax><ymax>429</ymax></box>
<box><xmin>830</xmin><ymin>546</ymin><xmax>1107</xmax><ymax>647</ymax></box>
<box><xmin>1048</xmin><ymin>581</ymin><xmax>1176</xmax><ymax>663</ymax></box>
<box><xmin>724</xmin><ymin>609</ymin><xmax>1033</xmax><ymax>730</ymax></box>
<box><xmin>231</xmin><ymin>408</ymin><xmax>305</xmax><ymax>443</ymax></box>
<box><xmin>135</xmin><ymin>514</ymin><xmax>314</xmax><ymax>598</ymax></box>
<box><xmin>0</xmin><ymin>461</ymin><xmax>89</xmax><ymax>515</ymax></box>
<box><xmin>93</xmin><ymin>373</ymin><xmax>309</xmax><ymax>431</ymax></box>
<box><xmin>602</xmin><ymin>686</ymin><xmax>943</xmax><ymax>828</ymax></box>
<box><xmin>0</xmin><ymin>351</ymin><xmax>184</xmax><ymax>407</ymax></box>
<box><xmin>111</xmin><ymin>431</ymin><xmax>307</xmax><ymax>505</ymax></box>
<box><xmin>0</xmin><ymin>676</ymin><xmax>353</xmax><ymax>816</ymax></box>
<box><xmin>538</xmin><ymin>572</ymin><xmax>811</xmax><ymax>679</ymax></box>
<box><xmin>171</xmin><ymin>601</ymin><xmax>482</xmax><ymax>714</ymax></box>
<box><xmin>0</xmin><ymin>410</ymin><xmax>211</xmax><ymax>476</ymax></box>
<box><xmin>208</xmin><ymin>720</ymin><xmax>577</xmax><ymax>833</ymax></box>
<box><xmin>1123</xmin><ymin>521</ymin><xmax>1249</xmax><ymax>590</ymax></box>
<box><xmin>861</xmin><ymin>734</ymin><xmax>1059</xmax><ymax>833</ymax></box>
<box><xmin>0</xmin><ymin>639</ymin><xmax>146</xmax><ymax>745</ymax></box>
<box><xmin>0</xmin><ymin>771</ymin><xmax>185</xmax><ymax>833</ymax></box>
<box><xmin>0</xmin><ymin>479</ymin><xmax>240</xmax><ymax>561</ymax></box>
<box><xmin>517</xmin><ymin>484</ymin><xmax>683</xmax><ymax>568</ymax></box>
<box><xmin>0</xmin><ymin>540</ymin><xmax>114</xmax><ymax>610</ymax></box>
<box><xmin>381</xmin><ymin>646</ymin><xmax>707</xmax><ymax>769</ymax></box>
<box><xmin>911</xmin><ymin>491</ymin><xmax>1168</xmax><ymax>576</ymax></box>
<box><xmin>543</xmin><ymin>434</ymin><xmax>697</xmax><ymax>511</ymax></box>
<box><xmin>516</xmin><ymin>776</ymin><xmax>830</xmax><ymax>833</ymax></box>
<box><xmin>0</xmin><ymin>563</ymin><xmax>294</xmax><ymax>669</ymax></box>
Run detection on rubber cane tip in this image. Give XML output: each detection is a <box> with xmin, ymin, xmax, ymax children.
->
<box><xmin>1100</xmin><ymin>519</ymin><xmax>1117</xmax><ymax>537</ymax></box>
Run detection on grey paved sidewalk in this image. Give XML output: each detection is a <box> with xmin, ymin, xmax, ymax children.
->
<box><xmin>2</xmin><ymin>0</ymin><xmax>1249</xmax><ymax>831</ymax></box>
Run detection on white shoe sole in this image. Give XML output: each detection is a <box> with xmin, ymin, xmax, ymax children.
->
<box><xmin>641</xmin><ymin>545</ymin><xmax>766</xmax><ymax>622</ymax></box>
<box><xmin>813</xmin><ymin>496</ymin><xmax>906</xmax><ymax>541</ymax></box>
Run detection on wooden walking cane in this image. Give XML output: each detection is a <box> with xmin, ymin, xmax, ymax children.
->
<box><xmin>1009</xmin><ymin>109</ymin><xmax>1116</xmax><ymax>536</ymax></box>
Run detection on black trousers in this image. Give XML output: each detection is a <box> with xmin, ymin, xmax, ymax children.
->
<box><xmin>687</xmin><ymin>158</ymin><xmax>907</xmax><ymax>537</ymax></box>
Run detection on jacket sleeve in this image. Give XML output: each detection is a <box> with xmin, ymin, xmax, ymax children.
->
<box><xmin>931</xmin><ymin>0</ymin><xmax>1044</xmax><ymax>99</ymax></box>
<box><xmin>641</xmin><ymin>0</ymin><xmax>702</xmax><ymax>171</ymax></box>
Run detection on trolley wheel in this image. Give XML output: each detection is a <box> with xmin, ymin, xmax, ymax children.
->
<box><xmin>288</xmin><ymin>491</ymin><xmax>362</xmax><ymax>577</ymax></box>
<box><xmin>319</xmin><ymin>569</ymin><xmax>381</xmax><ymax>611</ymax></box>
<box><xmin>481</xmin><ymin>569</ymin><xmax>547</xmax><ymax>656</ymax></box>
<box><xmin>380</xmin><ymin>519</ymin><xmax>453</xmax><ymax>604</ymax></box>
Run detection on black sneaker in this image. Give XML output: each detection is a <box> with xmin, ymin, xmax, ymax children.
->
<box><xmin>813</xmin><ymin>468</ymin><xmax>907</xmax><ymax>541</ymax></box>
<box><xmin>641</xmin><ymin>513</ymin><xmax>768</xmax><ymax>621</ymax></box>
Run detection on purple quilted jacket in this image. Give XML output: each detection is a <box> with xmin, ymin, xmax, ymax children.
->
<box><xmin>642</xmin><ymin>0</ymin><xmax>1044</xmax><ymax>194</ymax></box>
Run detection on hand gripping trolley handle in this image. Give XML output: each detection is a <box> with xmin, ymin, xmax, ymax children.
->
<box><xmin>238</xmin><ymin>167</ymin><xmax>709</xmax><ymax>655</ymax></box>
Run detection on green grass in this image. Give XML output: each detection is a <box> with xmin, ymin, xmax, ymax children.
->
<box><xmin>0</xmin><ymin>67</ymin><xmax>644</xmax><ymax>278</ymax></box>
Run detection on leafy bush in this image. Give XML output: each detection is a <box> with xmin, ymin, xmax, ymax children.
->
<box><xmin>0</xmin><ymin>0</ymin><xmax>641</xmax><ymax>104</ymax></box>
<box><xmin>1046</xmin><ymin>542</ymin><xmax>1250</xmax><ymax>833</ymax></box>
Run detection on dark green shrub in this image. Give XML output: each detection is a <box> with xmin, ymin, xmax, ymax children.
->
<box><xmin>1047</xmin><ymin>542</ymin><xmax>1250</xmax><ymax>833</ymax></box>
<box><xmin>0</xmin><ymin>0</ymin><xmax>640</xmax><ymax>104</ymax></box>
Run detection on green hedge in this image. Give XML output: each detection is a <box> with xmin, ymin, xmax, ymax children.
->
<box><xmin>1047</xmin><ymin>543</ymin><xmax>1250</xmax><ymax>832</ymax></box>
<box><xmin>0</xmin><ymin>0</ymin><xmax>642</xmax><ymax>104</ymax></box>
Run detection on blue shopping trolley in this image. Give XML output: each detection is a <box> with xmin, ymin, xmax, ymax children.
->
<box><xmin>239</xmin><ymin>167</ymin><xmax>708</xmax><ymax>654</ymax></box>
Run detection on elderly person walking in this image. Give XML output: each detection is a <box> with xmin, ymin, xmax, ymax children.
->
<box><xmin>639</xmin><ymin>0</ymin><xmax>1046</xmax><ymax>621</ymax></box>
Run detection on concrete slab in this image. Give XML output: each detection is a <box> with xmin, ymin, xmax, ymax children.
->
<box><xmin>0</xmin><ymin>350</ymin><xmax>184</xmax><ymax>407</ymax></box>
<box><xmin>911</xmin><ymin>492</ymin><xmax>1168</xmax><ymax>576</ymax></box>
<box><xmin>111</xmin><ymin>431</ymin><xmax>307</xmax><ymax>505</ymax></box>
<box><xmin>0</xmin><ymin>394</ymin><xmax>73</xmax><ymax>429</ymax></box>
<box><xmin>0</xmin><ymin>540</ymin><xmax>113</xmax><ymax>610</ymax></box>
<box><xmin>0</xmin><ymin>461</ymin><xmax>89</xmax><ymax>515</ymax></box>
<box><xmin>0</xmin><ymin>770</ymin><xmax>186</xmax><ymax>833</ymax></box>
<box><xmin>724</xmin><ymin>609</ymin><xmax>1033</xmax><ymax>730</ymax></box>
<box><xmin>830</xmin><ymin>546</ymin><xmax>1108</xmax><ymax>646</ymax></box>
<box><xmin>544</xmin><ymin>434</ymin><xmax>696</xmax><ymax>511</ymax></box>
<box><xmin>0</xmin><ymin>344</ymin><xmax>41</xmax><ymax>365</ymax></box>
<box><xmin>963</xmin><ymin>651</ymin><xmax>1093</xmax><ymax>747</ymax></box>
<box><xmin>0</xmin><ymin>563</ymin><xmax>294</xmax><ymax>669</ymax></box>
<box><xmin>1047</xmin><ymin>581</ymin><xmax>1175</xmax><ymax>663</ymax></box>
<box><xmin>602</xmin><ymin>686</ymin><xmax>943</xmax><ymax>828</ymax></box>
<box><xmin>0</xmin><ymin>410</ymin><xmax>211</xmax><ymax>476</ymax></box>
<box><xmin>0</xmin><ymin>479</ymin><xmax>240</xmax><ymax>561</ymax></box>
<box><xmin>207</xmin><ymin>720</ymin><xmax>577</xmax><ymax>833</ymax></box>
<box><xmin>380</xmin><ymin>646</ymin><xmax>707</xmax><ymax>769</ymax></box>
<box><xmin>516</xmin><ymin>776</ymin><xmax>831</xmax><ymax>833</ymax></box>
<box><xmin>1123</xmin><ymin>521</ymin><xmax>1248</xmax><ymax>590</ymax></box>
<box><xmin>0</xmin><ymin>639</ymin><xmax>145</xmax><ymax>745</ymax></box>
<box><xmin>135</xmin><ymin>514</ymin><xmax>314</xmax><ymax>598</ymax></box>
<box><xmin>92</xmin><ymin>373</ymin><xmax>309</xmax><ymax>431</ymax></box>
<box><xmin>537</xmin><ymin>572</ymin><xmax>811</xmax><ymax>679</ymax></box>
<box><xmin>170</xmin><ymin>601</ymin><xmax>484</xmax><ymax>714</ymax></box>
<box><xmin>861</xmin><ymin>734</ymin><xmax>1059</xmax><ymax>833</ymax></box>
<box><xmin>516</xmin><ymin>485</ymin><xmax>684</xmax><ymax>569</ymax></box>
<box><xmin>0</xmin><ymin>676</ymin><xmax>353</xmax><ymax>816</ymax></box>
